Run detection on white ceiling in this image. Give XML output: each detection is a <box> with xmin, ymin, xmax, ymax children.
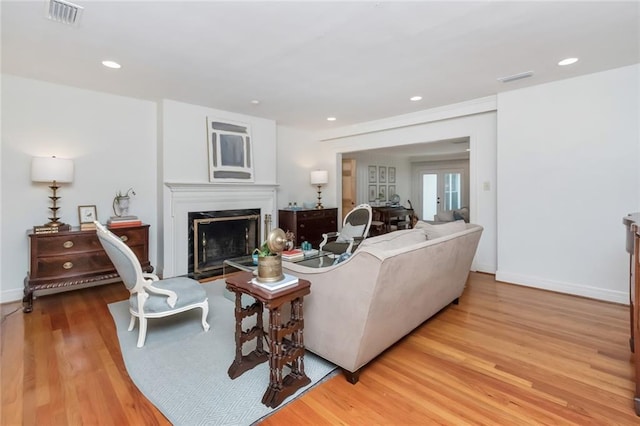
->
<box><xmin>2</xmin><ymin>1</ymin><xmax>639</xmax><ymax>133</ymax></box>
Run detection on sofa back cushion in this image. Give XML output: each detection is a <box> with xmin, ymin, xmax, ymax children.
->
<box><xmin>414</xmin><ymin>219</ymin><xmax>467</xmax><ymax>240</ymax></box>
<box><xmin>359</xmin><ymin>229</ymin><xmax>426</xmax><ymax>251</ymax></box>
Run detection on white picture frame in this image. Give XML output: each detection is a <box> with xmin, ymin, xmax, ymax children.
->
<box><xmin>388</xmin><ymin>167</ymin><xmax>396</xmax><ymax>183</ymax></box>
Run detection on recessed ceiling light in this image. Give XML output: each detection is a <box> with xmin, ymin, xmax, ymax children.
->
<box><xmin>251</xmin><ymin>100</ymin><xmax>260</xmax><ymax>105</ymax></box>
<box><xmin>327</xmin><ymin>117</ymin><xmax>336</xmax><ymax>121</ymax></box>
<box><xmin>410</xmin><ymin>96</ymin><xmax>422</xmax><ymax>101</ymax></box>
<box><xmin>102</xmin><ymin>60</ymin><xmax>121</xmax><ymax>69</ymax></box>
<box><xmin>558</xmin><ymin>57</ymin><xmax>579</xmax><ymax>66</ymax></box>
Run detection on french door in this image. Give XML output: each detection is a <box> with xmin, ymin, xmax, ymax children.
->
<box><xmin>412</xmin><ymin>161</ymin><xmax>467</xmax><ymax>222</ymax></box>
<box><xmin>422</xmin><ymin>170</ymin><xmax>463</xmax><ymax>220</ymax></box>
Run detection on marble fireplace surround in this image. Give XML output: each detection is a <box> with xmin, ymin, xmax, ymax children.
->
<box><xmin>163</xmin><ymin>183</ymin><xmax>278</xmax><ymax>278</ymax></box>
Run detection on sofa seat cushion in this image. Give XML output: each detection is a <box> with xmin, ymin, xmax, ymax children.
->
<box><xmin>414</xmin><ymin>220</ymin><xmax>467</xmax><ymax>240</ymax></box>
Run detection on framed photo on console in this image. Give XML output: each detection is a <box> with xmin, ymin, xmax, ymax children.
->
<box><xmin>78</xmin><ymin>205</ymin><xmax>98</xmax><ymax>224</ymax></box>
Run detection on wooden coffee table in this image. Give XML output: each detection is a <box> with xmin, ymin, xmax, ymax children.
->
<box><xmin>225</xmin><ymin>271</ymin><xmax>311</xmax><ymax>408</ymax></box>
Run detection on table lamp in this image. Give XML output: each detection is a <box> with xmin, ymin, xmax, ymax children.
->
<box><xmin>31</xmin><ymin>156</ymin><xmax>74</xmax><ymax>228</ymax></box>
<box><xmin>310</xmin><ymin>170</ymin><xmax>328</xmax><ymax>209</ymax></box>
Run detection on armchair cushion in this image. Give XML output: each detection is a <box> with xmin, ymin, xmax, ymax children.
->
<box><xmin>336</xmin><ymin>223</ymin><xmax>366</xmax><ymax>243</ymax></box>
<box><xmin>130</xmin><ymin>277</ymin><xmax>207</xmax><ymax>314</ymax></box>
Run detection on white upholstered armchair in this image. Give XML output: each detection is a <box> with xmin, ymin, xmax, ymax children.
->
<box><xmin>95</xmin><ymin>222</ymin><xmax>210</xmax><ymax>347</ymax></box>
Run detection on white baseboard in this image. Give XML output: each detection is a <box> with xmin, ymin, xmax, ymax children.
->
<box><xmin>1</xmin><ymin>288</ymin><xmax>24</xmax><ymax>304</ymax></box>
<box><xmin>495</xmin><ymin>270</ymin><xmax>628</xmax><ymax>305</ymax></box>
<box><xmin>471</xmin><ymin>262</ymin><xmax>496</xmax><ymax>274</ymax></box>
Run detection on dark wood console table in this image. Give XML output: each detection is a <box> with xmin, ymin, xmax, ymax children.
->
<box><xmin>24</xmin><ymin>224</ymin><xmax>152</xmax><ymax>313</ymax></box>
<box><xmin>225</xmin><ymin>271</ymin><xmax>311</xmax><ymax>408</ymax></box>
<box><xmin>372</xmin><ymin>206</ymin><xmax>414</xmax><ymax>234</ymax></box>
<box><xmin>278</xmin><ymin>208</ymin><xmax>338</xmax><ymax>247</ymax></box>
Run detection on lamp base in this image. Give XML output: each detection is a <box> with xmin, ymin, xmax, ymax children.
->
<box><xmin>315</xmin><ymin>185</ymin><xmax>324</xmax><ymax>209</ymax></box>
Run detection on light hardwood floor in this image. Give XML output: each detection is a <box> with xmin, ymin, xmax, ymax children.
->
<box><xmin>2</xmin><ymin>272</ymin><xmax>637</xmax><ymax>425</ymax></box>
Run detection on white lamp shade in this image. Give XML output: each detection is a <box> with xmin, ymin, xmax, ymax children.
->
<box><xmin>31</xmin><ymin>157</ymin><xmax>74</xmax><ymax>183</ymax></box>
<box><xmin>310</xmin><ymin>170</ymin><xmax>328</xmax><ymax>185</ymax></box>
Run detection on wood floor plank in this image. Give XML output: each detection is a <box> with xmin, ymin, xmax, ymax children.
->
<box><xmin>2</xmin><ymin>273</ymin><xmax>638</xmax><ymax>425</ymax></box>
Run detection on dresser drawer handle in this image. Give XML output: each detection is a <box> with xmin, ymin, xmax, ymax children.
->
<box><xmin>120</xmin><ymin>235</ymin><xmax>129</xmax><ymax>242</ymax></box>
<box><xmin>63</xmin><ymin>262</ymin><xmax>73</xmax><ymax>270</ymax></box>
<box><xmin>63</xmin><ymin>241</ymin><xmax>74</xmax><ymax>249</ymax></box>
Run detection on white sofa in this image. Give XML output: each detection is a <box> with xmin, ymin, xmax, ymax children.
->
<box><xmin>282</xmin><ymin>222</ymin><xmax>483</xmax><ymax>383</ymax></box>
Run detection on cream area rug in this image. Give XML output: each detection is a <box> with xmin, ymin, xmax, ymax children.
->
<box><xmin>108</xmin><ymin>279</ymin><xmax>336</xmax><ymax>425</ymax></box>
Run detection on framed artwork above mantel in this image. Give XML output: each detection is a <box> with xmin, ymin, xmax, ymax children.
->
<box><xmin>206</xmin><ymin>117</ymin><xmax>254</xmax><ymax>183</ymax></box>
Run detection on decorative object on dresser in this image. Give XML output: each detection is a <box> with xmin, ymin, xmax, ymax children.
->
<box><xmin>107</xmin><ymin>216</ymin><xmax>142</xmax><ymax>228</ymax></box>
<box><xmin>23</xmin><ymin>223</ymin><xmax>152</xmax><ymax>313</ymax></box>
<box><xmin>31</xmin><ymin>156</ymin><xmax>74</xmax><ymax>231</ymax></box>
<box><xmin>112</xmin><ymin>187</ymin><xmax>136</xmax><ymax>217</ymax></box>
<box><xmin>96</xmin><ymin>222</ymin><xmax>209</xmax><ymax>348</ymax></box>
<box><xmin>310</xmin><ymin>169</ymin><xmax>329</xmax><ymax>209</ymax></box>
<box><xmin>78</xmin><ymin>205</ymin><xmax>98</xmax><ymax>231</ymax></box>
<box><xmin>278</xmin><ymin>207</ymin><xmax>338</xmax><ymax>248</ymax></box>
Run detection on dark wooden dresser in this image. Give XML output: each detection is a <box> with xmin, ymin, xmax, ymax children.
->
<box><xmin>278</xmin><ymin>208</ymin><xmax>338</xmax><ymax>248</ymax></box>
<box><xmin>623</xmin><ymin>212</ymin><xmax>640</xmax><ymax>415</ymax></box>
<box><xmin>23</xmin><ymin>224</ymin><xmax>152</xmax><ymax>312</ymax></box>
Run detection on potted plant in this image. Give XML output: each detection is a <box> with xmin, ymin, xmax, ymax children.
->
<box><xmin>255</xmin><ymin>229</ymin><xmax>286</xmax><ymax>282</ymax></box>
<box><xmin>113</xmin><ymin>188</ymin><xmax>136</xmax><ymax>217</ymax></box>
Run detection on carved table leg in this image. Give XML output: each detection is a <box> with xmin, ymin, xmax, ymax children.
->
<box><xmin>228</xmin><ymin>290</ymin><xmax>268</xmax><ymax>379</ymax></box>
<box><xmin>262</xmin><ymin>296</ymin><xmax>310</xmax><ymax>408</ymax></box>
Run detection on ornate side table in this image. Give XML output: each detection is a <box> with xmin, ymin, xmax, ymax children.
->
<box><xmin>225</xmin><ymin>271</ymin><xmax>311</xmax><ymax>408</ymax></box>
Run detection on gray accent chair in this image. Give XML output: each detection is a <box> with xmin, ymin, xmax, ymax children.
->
<box><xmin>319</xmin><ymin>204</ymin><xmax>372</xmax><ymax>256</ymax></box>
<box><xmin>95</xmin><ymin>222</ymin><xmax>210</xmax><ymax>347</ymax></box>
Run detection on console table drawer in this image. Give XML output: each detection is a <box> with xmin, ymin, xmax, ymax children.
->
<box><xmin>32</xmin><ymin>245</ymin><xmax>148</xmax><ymax>280</ymax></box>
<box><xmin>35</xmin><ymin>227</ymin><xmax>146</xmax><ymax>255</ymax></box>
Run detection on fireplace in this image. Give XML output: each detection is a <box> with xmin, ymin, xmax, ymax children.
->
<box><xmin>188</xmin><ymin>209</ymin><xmax>260</xmax><ymax>278</ymax></box>
<box><xmin>163</xmin><ymin>183</ymin><xmax>278</xmax><ymax>279</ymax></box>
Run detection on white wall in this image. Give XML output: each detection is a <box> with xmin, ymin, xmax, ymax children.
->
<box><xmin>160</xmin><ymin>100</ymin><xmax>277</xmax><ymax>185</ymax></box>
<box><xmin>275</xmin><ymin>125</ymin><xmax>336</xmax><ymax>212</ymax></box>
<box><xmin>1</xmin><ymin>75</ymin><xmax>158</xmax><ymax>303</ymax></box>
<box><xmin>496</xmin><ymin>64</ymin><xmax>640</xmax><ymax>303</ymax></box>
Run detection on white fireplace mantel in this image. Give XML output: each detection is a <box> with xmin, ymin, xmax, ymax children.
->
<box><xmin>162</xmin><ymin>182</ymin><xmax>278</xmax><ymax>277</ymax></box>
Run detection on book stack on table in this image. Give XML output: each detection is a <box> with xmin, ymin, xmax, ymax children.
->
<box><xmin>251</xmin><ymin>273</ymin><xmax>299</xmax><ymax>292</ymax></box>
<box><xmin>281</xmin><ymin>249</ymin><xmax>304</xmax><ymax>262</ymax></box>
<box><xmin>107</xmin><ymin>215</ymin><xmax>142</xmax><ymax>228</ymax></box>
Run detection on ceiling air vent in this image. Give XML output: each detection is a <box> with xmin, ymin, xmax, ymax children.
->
<box><xmin>46</xmin><ymin>0</ymin><xmax>84</xmax><ymax>26</ymax></box>
<box><xmin>497</xmin><ymin>71</ymin><xmax>534</xmax><ymax>83</ymax></box>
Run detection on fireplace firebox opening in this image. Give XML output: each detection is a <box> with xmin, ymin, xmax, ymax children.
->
<box><xmin>188</xmin><ymin>209</ymin><xmax>260</xmax><ymax>279</ymax></box>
